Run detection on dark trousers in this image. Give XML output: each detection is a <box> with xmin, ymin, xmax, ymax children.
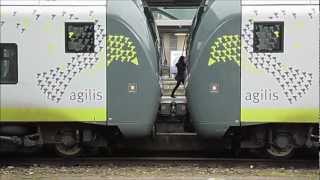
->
<box><xmin>171</xmin><ymin>79</ymin><xmax>184</xmax><ymax>97</ymax></box>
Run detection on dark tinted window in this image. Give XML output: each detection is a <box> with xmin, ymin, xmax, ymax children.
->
<box><xmin>0</xmin><ymin>43</ymin><xmax>18</xmax><ymax>84</ymax></box>
<box><xmin>253</xmin><ymin>22</ymin><xmax>284</xmax><ymax>53</ymax></box>
<box><xmin>65</xmin><ymin>22</ymin><xmax>95</xmax><ymax>53</ymax></box>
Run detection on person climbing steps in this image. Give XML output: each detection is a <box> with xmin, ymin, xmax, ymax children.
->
<box><xmin>171</xmin><ymin>56</ymin><xmax>186</xmax><ymax>98</ymax></box>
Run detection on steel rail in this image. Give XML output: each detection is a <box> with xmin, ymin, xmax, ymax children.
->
<box><xmin>0</xmin><ymin>157</ymin><xmax>317</xmax><ymax>168</ymax></box>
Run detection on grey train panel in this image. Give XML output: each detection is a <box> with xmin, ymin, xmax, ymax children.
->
<box><xmin>107</xmin><ymin>0</ymin><xmax>161</xmax><ymax>137</ymax></box>
<box><xmin>187</xmin><ymin>0</ymin><xmax>241</xmax><ymax>138</ymax></box>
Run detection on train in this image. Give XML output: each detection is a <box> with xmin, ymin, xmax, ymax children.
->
<box><xmin>186</xmin><ymin>0</ymin><xmax>319</xmax><ymax>158</ymax></box>
<box><xmin>0</xmin><ymin>0</ymin><xmax>319</xmax><ymax>159</ymax></box>
<box><xmin>0</xmin><ymin>0</ymin><xmax>161</xmax><ymax>156</ymax></box>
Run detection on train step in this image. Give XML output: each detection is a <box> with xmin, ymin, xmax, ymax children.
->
<box><xmin>161</xmin><ymin>95</ymin><xmax>187</xmax><ymax>101</ymax></box>
<box><xmin>155</xmin><ymin>116</ymin><xmax>195</xmax><ymax>133</ymax></box>
<box><xmin>159</xmin><ymin>96</ymin><xmax>187</xmax><ymax>116</ymax></box>
<box><xmin>156</xmin><ymin>121</ymin><xmax>184</xmax><ymax>133</ymax></box>
<box><xmin>162</xmin><ymin>89</ymin><xmax>185</xmax><ymax>96</ymax></box>
<box><xmin>160</xmin><ymin>77</ymin><xmax>186</xmax><ymax>96</ymax></box>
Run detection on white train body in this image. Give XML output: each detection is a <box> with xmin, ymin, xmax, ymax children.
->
<box><xmin>1</xmin><ymin>1</ymin><xmax>107</xmax><ymax>122</ymax></box>
<box><xmin>241</xmin><ymin>0</ymin><xmax>319</xmax><ymax>124</ymax></box>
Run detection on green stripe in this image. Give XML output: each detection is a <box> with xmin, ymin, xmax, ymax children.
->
<box><xmin>0</xmin><ymin>108</ymin><xmax>107</xmax><ymax>122</ymax></box>
<box><xmin>241</xmin><ymin>108</ymin><xmax>319</xmax><ymax>123</ymax></box>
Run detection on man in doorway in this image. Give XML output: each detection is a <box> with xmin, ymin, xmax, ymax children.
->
<box><xmin>171</xmin><ymin>56</ymin><xmax>186</xmax><ymax>98</ymax></box>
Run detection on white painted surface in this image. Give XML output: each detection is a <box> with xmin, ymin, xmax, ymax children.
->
<box><xmin>0</xmin><ymin>4</ymin><xmax>107</xmax><ymax>110</ymax></box>
<box><xmin>242</xmin><ymin>0</ymin><xmax>312</xmax><ymax>5</ymax></box>
<box><xmin>241</xmin><ymin>4</ymin><xmax>319</xmax><ymax>109</ymax></box>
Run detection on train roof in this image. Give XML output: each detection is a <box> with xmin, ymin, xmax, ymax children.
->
<box><xmin>0</xmin><ymin>0</ymin><xmax>106</xmax><ymax>6</ymax></box>
<box><xmin>242</xmin><ymin>0</ymin><xmax>318</xmax><ymax>5</ymax></box>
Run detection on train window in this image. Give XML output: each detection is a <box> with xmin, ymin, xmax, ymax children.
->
<box><xmin>65</xmin><ymin>22</ymin><xmax>95</xmax><ymax>53</ymax></box>
<box><xmin>253</xmin><ymin>22</ymin><xmax>284</xmax><ymax>53</ymax></box>
<box><xmin>0</xmin><ymin>43</ymin><xmax>18</xmax><ymax>84</ymax></box>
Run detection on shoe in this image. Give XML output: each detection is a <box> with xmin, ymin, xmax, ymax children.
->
<box><xmin>171</xmin><ymin>95</ymin><xmax>176</xmax><ymax>98</ymax></box>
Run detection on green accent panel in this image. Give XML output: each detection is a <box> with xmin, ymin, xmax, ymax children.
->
<box><xmin>208</xmin><ymin>35</ymin><xmax>240</xmax><ymax>66</ymax></box>
<box><xmin>107</xmin><ymin>35</ymin><xmax>139</xmax><ymax>66</ymax></box>
<box><xmin>241</xmin><ymin>108</ymin><xmax>319</xmax><ymax>123</ymax></box>
<box><xmin>0</xmin><ymin>108</ymin><xmax>107</xmax><ymax>122</ymax></box>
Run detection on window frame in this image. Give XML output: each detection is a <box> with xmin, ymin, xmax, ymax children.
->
<box><xmin>253</xmin><ymin>21</ymin><xmax>284</xmax><ymax>53</ymax></box>
<box><xmin>65</xmin><ymin>22</ymin><xmax>95</xmax><ymax>53</ymax></box>
<box><xmin>0</xmin><ymin>43</ymin><xmax>18</xmax><ymax>84</ymax></box>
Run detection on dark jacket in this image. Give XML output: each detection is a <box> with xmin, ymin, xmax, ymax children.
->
<box><xmin>175</xmin><ymin>60</ymin><xmax>186</xmax><ymax>81</ymax></box>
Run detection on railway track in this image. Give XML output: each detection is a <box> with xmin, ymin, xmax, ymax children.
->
<box><xmin>0</xmin><ymin>156</ymin><xmax>318</xmax><ymax>169</ymax></box>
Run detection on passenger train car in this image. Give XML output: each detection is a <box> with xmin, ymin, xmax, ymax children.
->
<box><xmin>0</xmin><ymin>0</ymin><xmax>161</xmax><ymax>156</ymax></box>
<box><xmin>0</xmin><ymin>0</ymin><xmax>319</xmax><ymax>159</ymax></box>
<box><xmin>186</xmin><ymin>0</ymin><xmax>319</xmax><ymax>158</ymax></box>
